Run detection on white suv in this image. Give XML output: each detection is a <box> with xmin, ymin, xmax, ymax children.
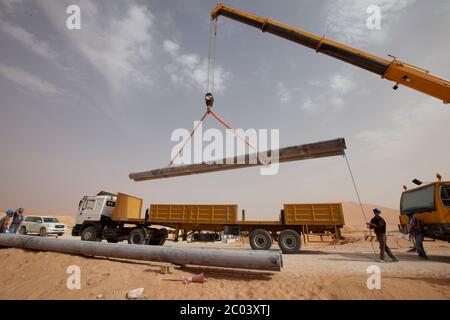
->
<box><xmin>19</xmin><ymin>216</ymin><xmax>67</xmax><ymax>237</ymax></box>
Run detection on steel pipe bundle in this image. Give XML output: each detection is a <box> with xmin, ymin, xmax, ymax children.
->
<box><xmin>129</xmin><ymin>138</ymin><xmax>346</xmax><ymax>181</ymax></box>
<box><xmin>0</xmin><ymin>234</ymin><xmax>283</xmax><ymax>271</ymax></box>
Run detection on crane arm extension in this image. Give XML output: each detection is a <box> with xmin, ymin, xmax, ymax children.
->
<box><xmin>211</xmin><ymin>3</ymin><xmax>450</xmax><ymax>104</ymax></box>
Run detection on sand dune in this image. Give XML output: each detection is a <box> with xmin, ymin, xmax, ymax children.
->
<box><xmin>342</xmin><ymin>202</ymin><xmax>400</xmax><ymax>228</ymax></box>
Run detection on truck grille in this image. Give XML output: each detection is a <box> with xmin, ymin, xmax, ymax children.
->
<box><xmin>55</xmin><ymin>225</ymin><xmax>65</xmax><ymax>228</ymax></box>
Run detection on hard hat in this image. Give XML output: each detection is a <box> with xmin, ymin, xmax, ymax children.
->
<box><xmin>373</xmin><ymin>208</ymin><xmax>381</xmax><ymax>214</ymax></box>
<box><xmin>5</xmin><ymin>210</ymin><xmax>14</xmax><ymax>215</ymax></box>
<box><xmin>17</xmin><ymin>208</ymin><xmax>24</xmax><ymax>213</ymax></box>
<box><xmin>406</xmin><ymin>211</ymin><xmax>413</xmax><ymax>216</ymax></box>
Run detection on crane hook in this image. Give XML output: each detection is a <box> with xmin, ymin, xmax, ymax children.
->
<box><xmin>205</xmin><ymin>92</ymin><xmax>214</xmax><ymax>109</ymax></box>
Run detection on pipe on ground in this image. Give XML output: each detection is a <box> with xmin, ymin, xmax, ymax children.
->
<box><xmin>0</xmin><ymin>234</ymin><xmax>282</xmax><ymax>271</ymax></box>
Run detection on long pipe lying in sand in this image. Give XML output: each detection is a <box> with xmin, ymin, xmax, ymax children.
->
<box><xmin>0</xmin><ymin>234</ymin><xmax>282</xmax><ymax>271</ymax></box>
<box><xmin>129</xmin><ymin>138</ymin><xmax>346</xmax><ymax>181</ymax></box>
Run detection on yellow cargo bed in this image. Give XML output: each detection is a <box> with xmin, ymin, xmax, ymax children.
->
<box><xmin>112</xmin><ymin>193</ymin><xmax>143</xmax><ymax>222</ymax></box>
<box><xmin>283</xmin><ymin>203</ymin><xmax>344</xmax><ymax>225</ymax></box>
<box><xmin>149</xmin><ymin>204</ymin><xmax>238</xmax><ymax>224</ymax></box>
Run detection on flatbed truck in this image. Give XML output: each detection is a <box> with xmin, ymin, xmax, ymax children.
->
<box><xmin>73</xmin><ymin>192</ymin><xmax>345</xmax><ymax>253</ymax></box>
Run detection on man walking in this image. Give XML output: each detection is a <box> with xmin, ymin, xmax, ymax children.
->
<box><xmin>367</xmin><ymin>208</ymin><xmax>398</xmax><ymax>262</ymax></box>
<box><xmin>9</xmin><ymin>208</ymin><xmax>24</xmax><ymax>234</ymax></box>
<box><xmin>407</xmin><ymin>211</ymin><xmax>428</xmax><ymax>259</ymax></box>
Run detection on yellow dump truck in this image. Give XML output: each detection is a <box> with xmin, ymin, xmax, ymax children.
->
<box><xmin>399</xmin><ymin>175</ymin><xmax>450</xmax><ymax>242</ymax></box>
<box><xmin>72</xmin><ymin>192</ymin><xmax>344</xmax><ymax>253</ymax></box>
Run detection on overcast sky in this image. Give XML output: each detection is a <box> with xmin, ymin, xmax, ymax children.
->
<box><xmin>1</xmin><ymin>0</ymin><xmax>449</xmax><ymax>219</ymax></box>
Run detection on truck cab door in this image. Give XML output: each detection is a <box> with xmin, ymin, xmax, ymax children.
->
<box><xmin>76</xmin><ymin>197</ymin><xmax>97</xmax><ymax>224</ymax></box>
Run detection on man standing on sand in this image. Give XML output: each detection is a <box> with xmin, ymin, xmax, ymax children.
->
<box><xmin>0</xmin><ymin>210</ymin><xmax>14</xmax><ymax>233</ymax></box>
<box><xmin>9</xmin><ymin>208</ymin><xmax>24</xmax><ymax>234</ymax></box>
<box><xmin>405</xmin><ymin>211</ymin><xmax>417</xmax><ymax>252</ymax></box>
<box><xmin>407</xmin><ymin>211</ymin><xmax>428</xmax><ymax>259</ymax></box>
<box><xmin>367</xmin><ymin>208</ymin><xmax>398</xmax><ymax>262</ymax></box>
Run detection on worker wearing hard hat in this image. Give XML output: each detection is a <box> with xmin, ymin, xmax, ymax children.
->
<box><xmin>0</xmin><ymin>210</ymin><xmax>14</xmax><ymax>233</ymax></box>
<box><xmin>9</xmin><ymin>208</ymin><xmax>24</xmax><ymax>234</ymax></box>
<box><xmin>406</xmin><ymin>211</ymin><xmax>428</xmax><ymax>259</ymax></box>
<box><xmin>367</xmin><ymin>208</ymin><xmax>399</xmax><ymax>262</ymax></box>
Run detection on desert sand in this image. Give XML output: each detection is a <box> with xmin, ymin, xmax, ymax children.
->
<box><xmin>0</xmin><ymin>204</ymin><xmax>449</xmax><ymax>300</ymax></box>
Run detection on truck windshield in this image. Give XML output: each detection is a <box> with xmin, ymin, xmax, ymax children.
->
<box><xmin>441</xmin><ymin>184</ymin><xmax>450</xmax><ymax>207</ymax></box>
<box><xmin>400</xmin><ymin>184</ymin><xmax>436</xmax><ymax>213</ymax></box>
<box><xmin>43</xmin><ymin>218</ymin><xmax>59</xmax><ymax>223</ymax></box>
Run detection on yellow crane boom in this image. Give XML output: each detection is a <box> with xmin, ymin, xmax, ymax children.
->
<box><xmin>211</xmin><ymin>3</ymin><xmax>450</xmax><ymax>104</ymax></box>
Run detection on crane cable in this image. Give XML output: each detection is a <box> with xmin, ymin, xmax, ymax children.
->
<box><xmin>169</xmin><ymin>19</ymin><xmax>259</xmax><ymax>167</ymax></box>
<box><xmin>206</xmin><ymin>19</ymin><xmax>217</xmax><ymax>95</ymax></box>
<box><xmin>343</xmin><ymin>152</ymin><xmax>379</xmax><ymax>261</ymax></box>
<box><xmin>205</xmin><ymin>18</ymin><xmax>262</xmax><ymax>157</ymax></box>
<box><xmin>169</xmin><ymin>110</ymin><xmax>209</xmax><ymax>167</ymax></box>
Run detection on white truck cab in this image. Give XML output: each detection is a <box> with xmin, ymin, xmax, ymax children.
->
<box><xmin>76</xmin><ymin>191</ymin><xmax>116</xmax><ymax>225</ymax></box>
<box><xmin>72</xmin><ymin>191</ymin><xmax>167</xmax><ymax>245</ymax></box>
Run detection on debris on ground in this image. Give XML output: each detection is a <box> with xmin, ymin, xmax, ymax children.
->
<box><xmin>126</xmin><ymin>288</ymin><xmax>145</xmax><ymax>300</ymax></box>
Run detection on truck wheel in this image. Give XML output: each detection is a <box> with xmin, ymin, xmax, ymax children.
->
<box><xmin>128</xmin><ymin>228</ymin><xmax>147</xmax><ymax>245</ymax></box>
<box><xmin>250</xmin><ymin>229</ymin><xmax>272</xmax><ymax>250</ymax></box>
<box><xmin>278</xmin><ymin>229</ymin><xmax>301</xmax><ymax>254</ymax></box>
<box><xmin>148</xmin><ymin>235</ymin><xmax>165</xmax><ymax>246</ymax></box>
<box><xmin>19</xmin><ymin>226</ymin><xmax>26</xmax><ymax>235</ymax></box>
<box><xmin>39</xmin><ymin>227</ymin><xmax>47</xmax><ymax>237</ymax></box>
<box><xmin>81</xmin><ymin>226</ymin><xmax>98</xmax><ymax>241</ymax></box>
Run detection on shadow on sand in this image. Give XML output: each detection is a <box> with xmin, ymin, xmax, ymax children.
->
<box><xmin>325</xmin><ymin>251</ymin><xmax>450</xmax><ymax>264</ymax></box>
<box><xmin>175</xmin><ymin>265</ymin><xmax>275</xmax><ymax>281</ymax></box>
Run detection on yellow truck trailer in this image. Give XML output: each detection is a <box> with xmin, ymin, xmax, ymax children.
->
<box><xmin>149</xmin><ymin>202</ymin><xmax>344</xmax><ymax>253</ymax></box>
<box><xmin>72</xmin><ymin>192</ymin><xmax>344</xmax><ymax>253</ymax></box>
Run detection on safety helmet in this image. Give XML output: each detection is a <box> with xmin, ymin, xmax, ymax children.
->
<box><xmin>5</xmin><ymin>209</ymin><xmax>14</xmax><ymax>215</ymax></box>
<box><xmin>17</xmin><ymin>208</ymin><xmax>24</xmax><ymax>213</ymax></box>
<box><xmin>406</xmin><ymin>211</ymin><xmax>413</xmax><ymax>216</ymax></box>
<box><xmin>373</xmin><ymin>208</ymin><xmax>381</xmax><ymax>214</ymax></box>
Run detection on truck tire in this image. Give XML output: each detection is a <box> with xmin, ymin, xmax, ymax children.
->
<box><xmin>81</xmin><ymin>226</ymin><xmax>98</xmax><ymax>241</ymax></box>
<box><xmin>250</xmin><ymin>229</ymin><xmax>272</xmax><ymax>250</ymax></box>
<box><xmin>148</xmin><ymin>235</ymin><xmax>165</xmax><ymax>246</ymax></box>
<box><xmin>278</xmin><ymin>229</ymin><xmax>301</xmax><ymax>254</ymax></box>
<box><xmin>128</xmin><ymin>228</ymin><xmax>147</xmax><ymax>245</ymax></box>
